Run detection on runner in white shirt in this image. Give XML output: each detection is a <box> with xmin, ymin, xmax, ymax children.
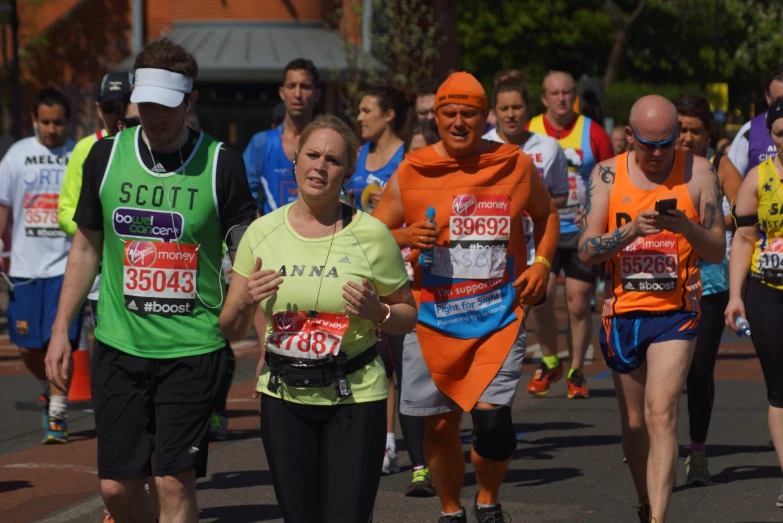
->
<box><xmin>0</xmin><ymin>89</ymin><xmax>80</xmax><ymax>444</ymax></box>
<box><xmin>483</xmin><ymin>78</ymin><xmax>569</xmax><ymax>265</ymax></box>
<box><xmin>727</xmin><ymin>65</ymin><xmax>783</xmax><ymax>177</ymax></box>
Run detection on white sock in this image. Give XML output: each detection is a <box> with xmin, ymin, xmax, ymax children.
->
<box><xmin>49</xmin><ymin>395</ymin><xmax>67</xmax><ymax>420</ymax></box>
<box><xmin>39</xmin><ymin>380</ymin><xmax>50</xmax><ymax>395</ymax></box>
<box><xmin>386</xmin><ymin>432</ymin><xmax>396</xmax><ymax>452</ymax></box>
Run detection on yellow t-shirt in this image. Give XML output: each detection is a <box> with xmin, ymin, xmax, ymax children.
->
<box><xmin>750</xmin><ymin>157</ymin><xmax>783</xmax><ymax>289</ymax></box>
<box><xmin>232</xmin><ymin>203</ymin><xmax>408</xmax><ymax>405</ymax></box>
<box><xmin>58</xmin><ymin>130</ymin><xmax>106</xmax><ymax>236</ymax></box>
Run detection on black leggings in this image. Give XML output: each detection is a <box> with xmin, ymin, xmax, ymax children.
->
<box><xmin>383</xmin><ymin>333</ymin><xmax>427</xmax><ymax>468</ymax></box>
<box><xmin>687</xmin><ymin>290</ymin><xmax>729</xmax><ymax>444</ymax></box>
<box><xmin>745</xmin><ymin>278</ymin><xmax>783</xmax><ymax>408</ymax></box>
<box><xmin>261</xmin><ymin>395</ymin><xmax>386</xmax><ymax>523</ymax></box>
<box><xmin>213</xmin><ymin>343</ymin><xmax>236</xmax><ymax>412</ymax></box>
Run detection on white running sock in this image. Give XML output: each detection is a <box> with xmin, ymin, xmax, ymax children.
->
<box><xmin>48</xmin><ymin>395</ymin><xmax>67</xmax><ymax>420</ymax></box>
<box><xmin>386</xmin><ymin>432</ymin><xmax>396</xmax><ymax>452</ymax></box>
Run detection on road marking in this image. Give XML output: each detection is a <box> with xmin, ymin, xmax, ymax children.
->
<box><xmin>2</xmin><ymin>462</ymin><xmax>97</xmax><ymax>475</ymax></box>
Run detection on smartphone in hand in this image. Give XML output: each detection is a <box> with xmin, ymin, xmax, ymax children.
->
<box><xmin>654</xmin><ymin>198</ymin><xmax>677</xmax><ymax>215</ymax></box>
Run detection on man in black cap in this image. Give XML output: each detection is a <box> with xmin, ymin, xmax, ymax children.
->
<box><xmin>59</xmin><ymin>72</ymin><xmax>138</xmax><ymax>239</ymax></box>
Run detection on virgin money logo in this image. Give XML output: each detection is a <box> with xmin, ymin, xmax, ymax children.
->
<box><xmin>452</xmin><ymin>194</ymin><xmax>477</xmax><ymax>216</ymax></box>
<box><xmin>767</xmin><ymin>240</ymin><xmax>783</xmax><ymax>253</ymax></box>
<box><xmin>113</xmin><ymin>207</ymin><xmax>184</xmax><ymax>242</ymax></box>
<box><xmin>126</xmin><ymin>241</ymin><xmax>157</xmax><ymax>267</ymax></box>
<box><xmin>274</xmin><ymin>311</ymin><xmax>306</xmax><ymax>332</ymax></box>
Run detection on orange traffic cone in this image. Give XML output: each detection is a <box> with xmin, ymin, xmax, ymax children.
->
<box><xmin>67</xmin><ymin>349</ymin><xmax>91</xmax><ymax>402</ymax></box>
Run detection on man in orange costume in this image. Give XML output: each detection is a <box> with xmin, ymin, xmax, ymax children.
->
<box><xmin>374</xmin><ymin>72</ymin><xmax>560</xmax><ymax>522</ymax></box>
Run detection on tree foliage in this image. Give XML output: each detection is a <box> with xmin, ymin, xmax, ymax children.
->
<box><xmin>458</xmin><ymin>0</ymin><xmax>783</xmax><ymax>117</ymax></box>
<box><xmin>334</xmin><ymin>0</ymin><xmax>445</xmax><ymax>122</ymax></box>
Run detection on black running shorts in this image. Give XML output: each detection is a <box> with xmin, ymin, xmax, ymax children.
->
<box><xmin>551</xmin><ymin>231</ymin><xmax>598</xmax><ymax>283</ymax></box>
<box><xmin>91</xmin><ymin>339</ymin><xmax>228</xmax><ymax>479</ymax></box>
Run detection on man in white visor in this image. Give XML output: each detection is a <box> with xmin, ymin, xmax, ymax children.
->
<box><xmin>46</xmin><ymin>38</ymin><xmax>256</xmax><ymax>523</ymax></box>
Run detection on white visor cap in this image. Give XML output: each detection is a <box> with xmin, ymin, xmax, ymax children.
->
<box><xmin>131</xmin><ymin>68</ymin><xmax>194</xmax><ymax>108</ymax></box>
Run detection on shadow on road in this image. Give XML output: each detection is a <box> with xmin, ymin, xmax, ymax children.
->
<box><xmin>678</xmin><ymin>444</ymin><xmax>773</xmax><ymax>459</ymax></box>
<box><xmin>198</xmin><ymin>470</ymin><xmax>274</xmax><ymax>490</ymax></box>
<box><xmin>514</xmin><ymin>434</ymin><xmax>622</xmax><ymax>461</ymax></box>
<box><xmin>464</xmin><ymin>466</ymin><xmax>583</xmax><ymax>488</ymax></box>
<box><xmin>0</xmin><ymin>480</ymin><xmax>32</xmax><ymax>493</ymax></box>
<box><xmin>199</xmin><ymin>504</ymin><xmax>282</xmax><ymax>522</ymax></box>
<box><xmin>711</xmin><ymin>465</ymin><xmax>783</xmax><ymax>484</ymax></box>
<box><xmin>515</xmin><ymin>421</ymin><xmax>594</xmax><ymax>433</ymax></box>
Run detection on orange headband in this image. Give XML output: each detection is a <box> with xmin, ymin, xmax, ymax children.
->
<box><xmin>435</xmin><ymin>71</ymin><xmax>488</xmax><ymax>111</ymax></box>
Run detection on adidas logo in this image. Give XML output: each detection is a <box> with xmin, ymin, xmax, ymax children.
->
<box><xmin>624</xmin><ymin>282</ymin><xmax>634</xmax><ymax>290</ymax></box>
<box><xmin>338</xmin><ymin>256</ymin><xmax>351</xmax><ymax>264</ymax></box>
<box><xmin>150</xmin><ymin>163</ymin><xmax>167</xmax><ymax>173</ymax></box>
<box><xmin>127</xmin><ymin>300</ymin><xmax>138</xmax><ymax>311</ymax></box>
<box><xmin>621</xmin><ymin>196</ymin><xmax>631</xmax><ymax>204</ymax></box>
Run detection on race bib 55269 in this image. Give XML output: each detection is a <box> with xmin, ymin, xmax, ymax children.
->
<box><xmin>620</xmin><ymin>233</ymin><xmax>678</xmax><ymax>292</ymax></box>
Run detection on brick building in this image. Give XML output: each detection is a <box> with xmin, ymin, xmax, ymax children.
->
<box><xmin>4</xmin><ymin>0</ymin><xmax>458</xmax><ymax>150</ymax></box>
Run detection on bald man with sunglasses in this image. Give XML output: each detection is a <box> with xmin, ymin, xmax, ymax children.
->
<box><xmin>578</xmin><ymin>95</ymin><xmax>725</xmax><ymax>523</ymax></box>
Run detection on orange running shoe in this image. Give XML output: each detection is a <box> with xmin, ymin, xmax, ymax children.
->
<box><xmin>567</xmin><ymin>369</ymin><xmax>590</xmax><ymax>399</ymax></box>
<box><xmin>103</xmin><ymin>510</ymin><xmax>115</xmax><ymax>523</ymax></box>
<box><xmin>526</xmin><ymin>361</ymin><xmax>563</xmax><ymax>396</ymax></box>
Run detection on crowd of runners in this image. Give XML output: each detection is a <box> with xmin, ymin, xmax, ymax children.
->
<box><xmin>2</xmin><ymin>35</ymin><xmax>783</xmax><ymax>523</ymax></box>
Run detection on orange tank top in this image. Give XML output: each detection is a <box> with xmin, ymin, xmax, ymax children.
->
<box><xmin>397</xmin><ymin>141</ymin><xmax>536</xmax><ymax>410</ymax></box>
<box><xmin>603</xmin><ymin>151</ymin><xmax>701</xmax><ymax>317</ymax></box>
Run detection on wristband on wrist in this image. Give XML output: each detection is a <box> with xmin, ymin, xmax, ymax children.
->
<box><xmin>534</xmin><ymin>256</ymin><xmax>551</xmax><ymax>270</ymax></box>
<box><xmin>375</xmin><ymin>303</ymin><xmax>392</xmax><ymax>326</ymax></box>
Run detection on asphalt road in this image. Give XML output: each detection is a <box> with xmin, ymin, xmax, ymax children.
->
<box><xmin>0</xmin><ymin>302</ymin><xmax>780</xmax><ymax>523</ymax></box>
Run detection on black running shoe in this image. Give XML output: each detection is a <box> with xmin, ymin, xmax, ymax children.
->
<box><xmin>473</xmin><ymin>498</ymin><xmax>511</xmax><ymax>523</ymax></box>
<box><xmin>438</xmin><ymin>510</ymin><xmax>467</xmax><ymax>523</ymax></box>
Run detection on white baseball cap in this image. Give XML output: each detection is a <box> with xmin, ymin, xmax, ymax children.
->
<box><xmin>131</xmin><ymin>68</ymin><xmax>193</xmax><ymax>108</ymax></box>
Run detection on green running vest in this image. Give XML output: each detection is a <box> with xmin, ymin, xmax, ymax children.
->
<box><xmin>96</xmin><ymin>127</ymin><xmax>226</xmax><ymax>358</ymax></box>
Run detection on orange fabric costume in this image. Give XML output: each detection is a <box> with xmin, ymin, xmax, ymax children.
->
<box><xmin>397</xmin><ymin>142</ymin><xmax>547</xmax><ymax>410</ymax></box>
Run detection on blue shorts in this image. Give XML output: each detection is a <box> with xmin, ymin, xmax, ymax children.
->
<box><xmin>8</xmin><ymin>275</ymin><xmax>82</xmax><ymax>348</ymax></box>
<box><xmin>599</xmin><ymin>311</ymin><xmax>700</xmax><ymax>374</ymax></box>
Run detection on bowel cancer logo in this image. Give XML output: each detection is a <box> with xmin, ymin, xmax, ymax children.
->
<box><xmin>126</xmin><ymin>241</ymin><xmax>157</xmax><ymax>267</ymax></box>
<box><xmin>452</xmin><ymin>194</ymin><xmax>477</xmax><ymax>216</ymax></box>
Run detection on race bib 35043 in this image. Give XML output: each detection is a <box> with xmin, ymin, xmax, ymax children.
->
<box><xmin>123</xmin><ymin>240</ymin><xmax>197</xmax><ymax>316</ymax></box>
<box><xmin>620</xmin><ymin>233</ymin><xmax>678</xmax><ymax>292</ymax></box>
<box><xmin>267</xmin><ymin>311</ymin><xmax>350</xmax><ymax>361</ymax></box>
<box><xmin>24</xmin><ymin>193</ymin><xmax>64</xmax><ymax>238</ymax></box>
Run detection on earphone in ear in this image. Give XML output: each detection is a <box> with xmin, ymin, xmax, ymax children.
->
<box><xmin>33</xmin><ymin>122</ymin><xmax>38</xmax><ymax>136</ymax></box>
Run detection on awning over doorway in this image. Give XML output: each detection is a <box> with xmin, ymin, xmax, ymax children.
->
<box><xmin>115</xmin><ymin>21</ymin><xmax>383</xmax><ymax>82</ymax></box>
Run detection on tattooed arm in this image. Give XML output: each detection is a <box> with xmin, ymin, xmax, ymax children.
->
<box><xmin>579</xmin><ymin>161</ymin><xmax>634</xmax><ymax>264</ymax></box>
<box><xmin>688</xmin><ymin>157</ymin><xmax>727</xmax><ymax>263</ymax></box>
<box><xmin>578</xmin><ymin>161</ymin><xmax>664</xmax><ymax>264</ymax></box>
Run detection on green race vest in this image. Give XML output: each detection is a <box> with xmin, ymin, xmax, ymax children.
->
<box><xmin>96</xmin><ymin>127</ymin><xmax>226</xmax><ymax>358</ymax></box>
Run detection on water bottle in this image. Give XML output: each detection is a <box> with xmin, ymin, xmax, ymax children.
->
<box><xmin>418</xmin><ymin>207</ymin><xmax>437</xmax><ymax>268</ymax></box>
<box><xmin>734</xmin><ymin>316</ymin><xmax>751</xmax><ymax>337</ymax></box>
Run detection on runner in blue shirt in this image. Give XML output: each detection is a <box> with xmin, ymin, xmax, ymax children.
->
<box><xmin>351</xmin><ymin>87</ymin><xmax>408</xmax><ymax>212</ymax></box>
<box><xmin>244</xmin><ymin>59</ymin><xmax>321</xmax><ymax>214</ymax></box>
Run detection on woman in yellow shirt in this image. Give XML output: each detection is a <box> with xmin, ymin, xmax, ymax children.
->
<box><xmin>726</xmin><ymin>99</ymin><xmax>783</xmax><ymax>508</ymax></box>
<box><xmin>220</xmin><ymin>114</ymin><xmax>417</xmax><ymax>523</ymax></box>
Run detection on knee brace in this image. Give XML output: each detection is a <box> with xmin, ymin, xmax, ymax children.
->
<box><xmin>470</xmin><ymin>405</ymin><xmax>516</xmax><ymax>461</ymax></box>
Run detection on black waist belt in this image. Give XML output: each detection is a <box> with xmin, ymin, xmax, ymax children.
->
<box><xmin>749</xmin><ymin>271</ymin><xmax>783</xmax><ymax>285</ymax></box>
<box><xmin>265</xmin><ymin>345</ymin><xmax>378</xmax><ymax>398</ymax></box>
